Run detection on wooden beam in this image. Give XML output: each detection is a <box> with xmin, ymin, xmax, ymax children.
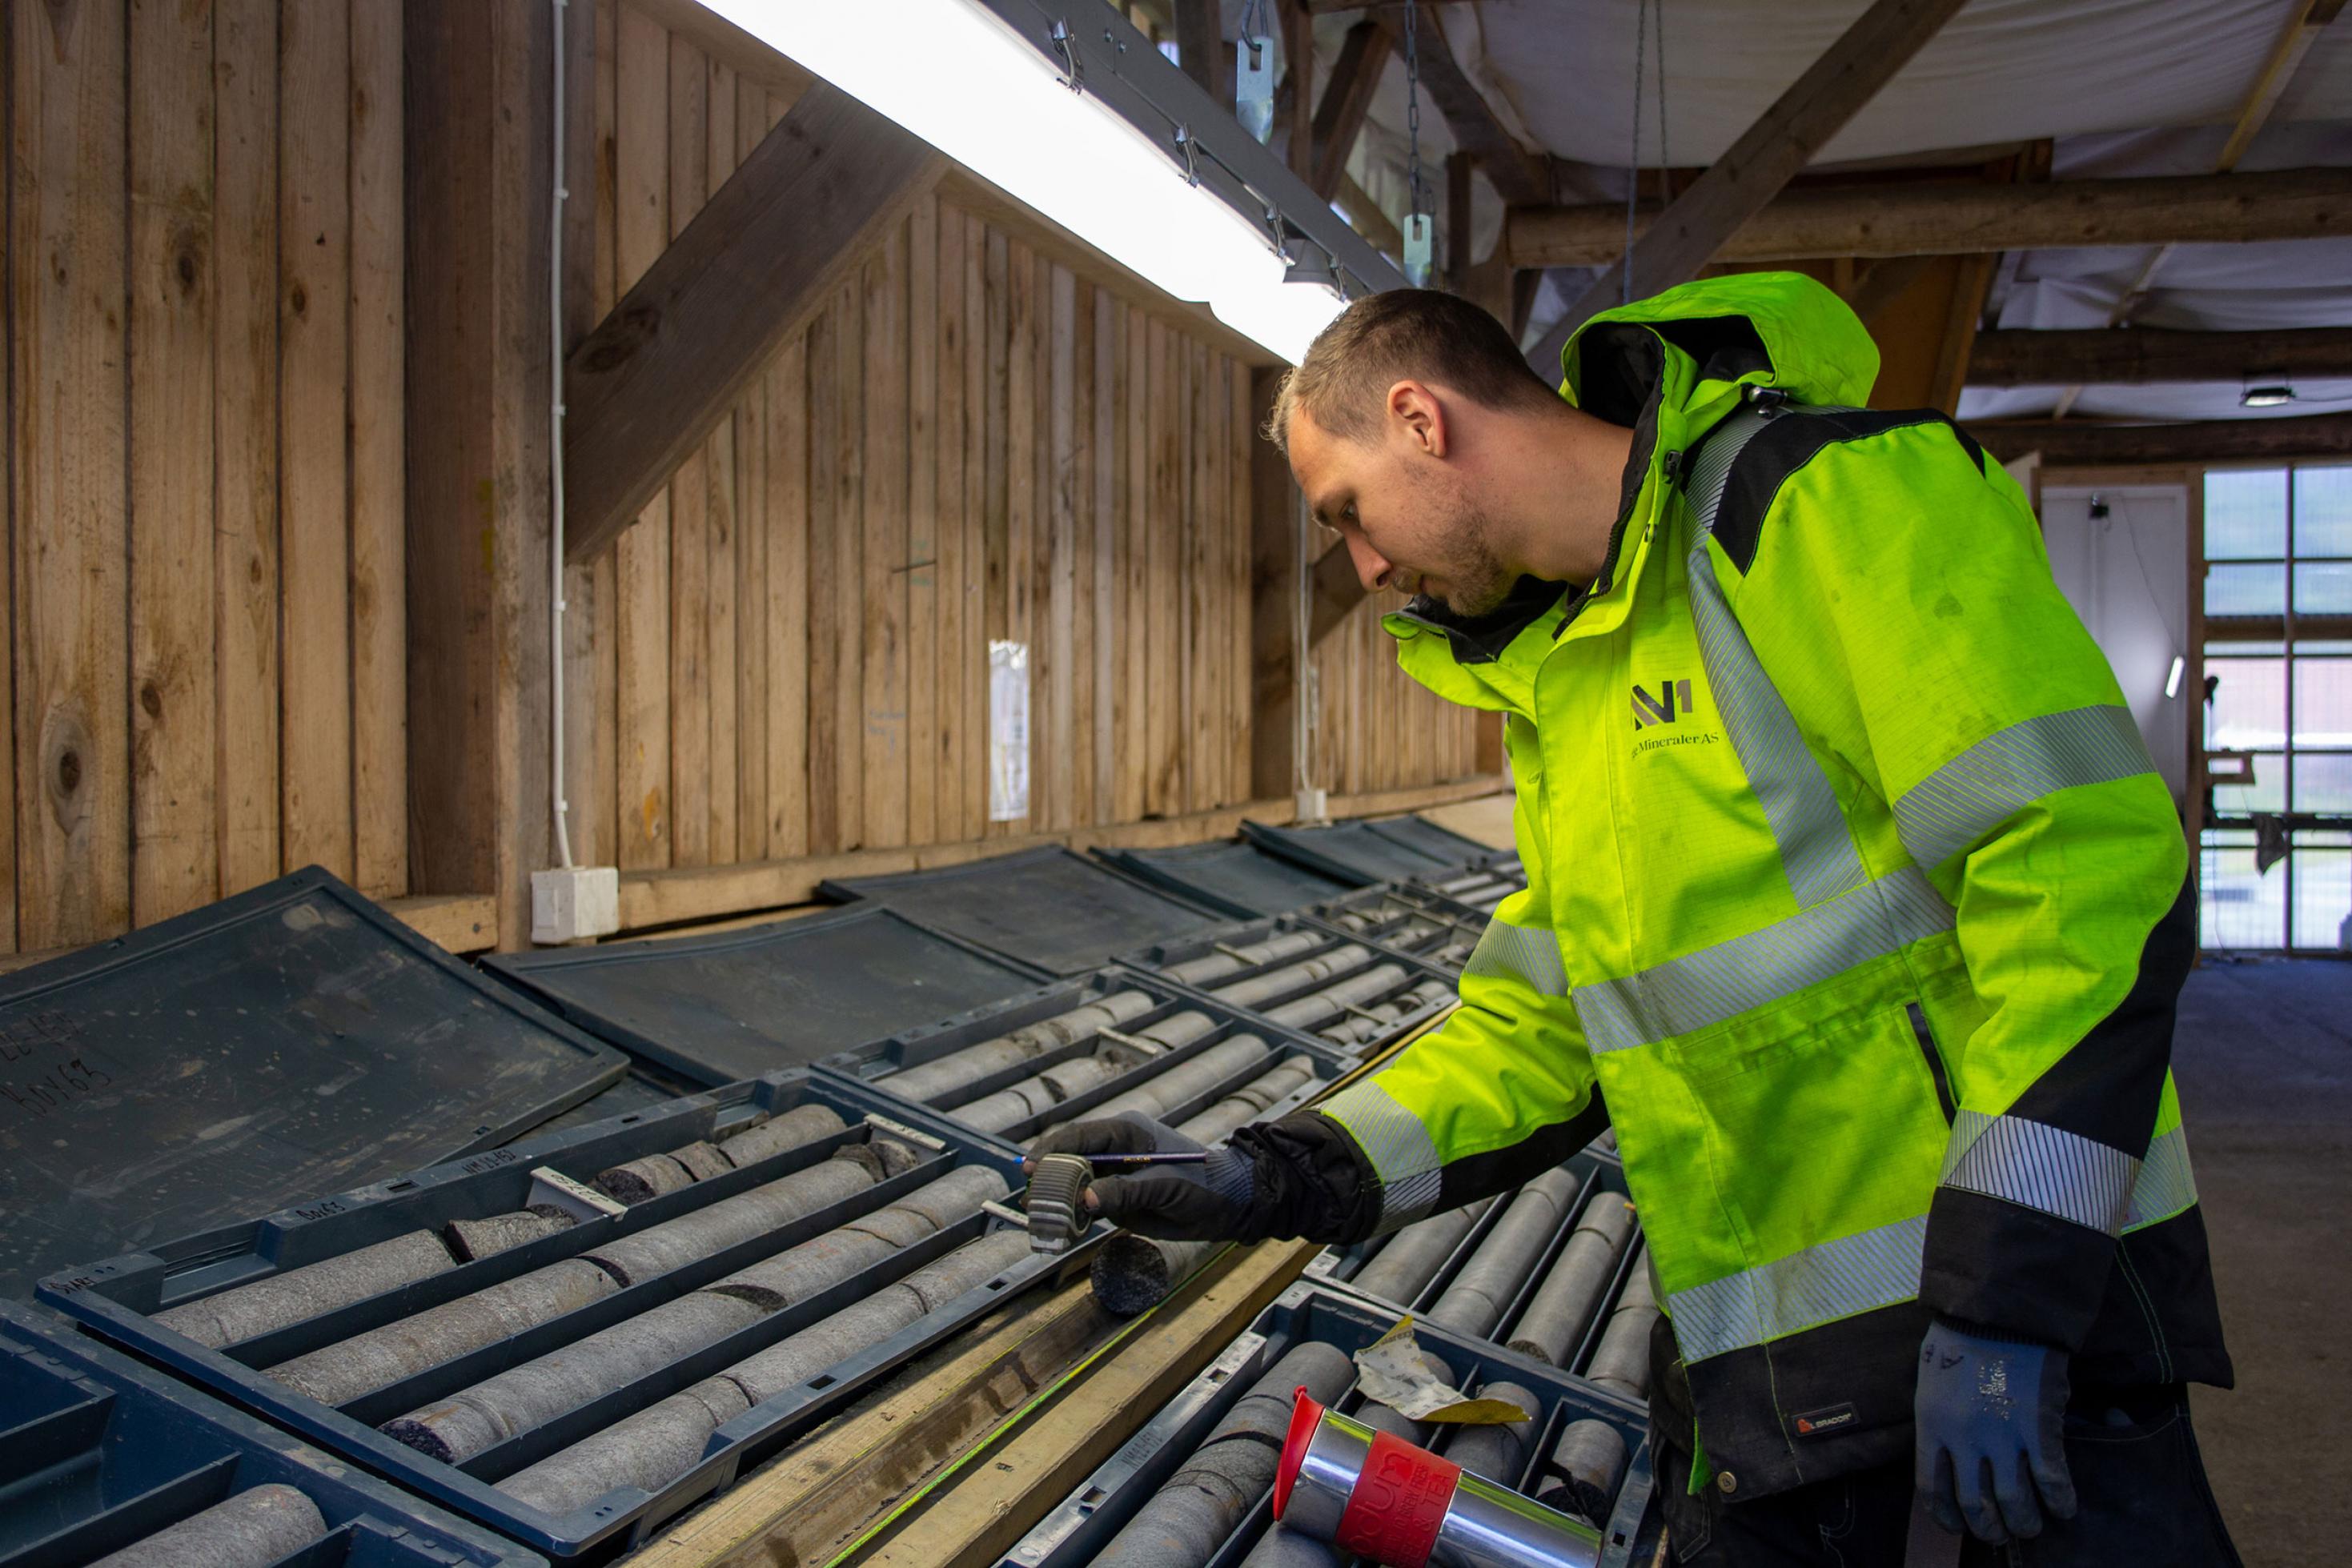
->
<box><xmin>1335</xmin><ymin>171</ymin><xmax>1405</xmax><ymax>257</ymax></box>
<box><xmin>563</xmin><ymin>83</ymin><xmax>947</xmax><ymax>561</ymax></box>
<box><xmin>385</xmin><ymin>892</ymin><xmax>498</xmax><ymax>953</ymax></box>
<box><xmin>1309</xmin><ymin>21</ymin><xmax>1392</xmax><ymax>202</ymax></box>
<box><xmin>1371</xmin><ymin>10</ymin><xmax>1548</xmax><ymax>207</ymax></box>
<box><xmin>859</xmin><ymin>1240</ymin><xmax>1320</xmax><ymax>1568</ymax></box>
<box><xmin>1308</xmin><ymin>539</ymin><xmax>1374</xmax><ymax>647</ymax></box>
<box><xmin>624</xmin><ymin>1280</ymin><xmax>1113</xmax><ymax>1568</ymax></box>
<box><xmin>2049</xmin><ymin>1</ymin><xmax>2342</xmax><ymax>415</ymax></box>
<box><xmin>1969</xmin><ymin>411</ymin><xmax>2352</xmax><ymax>467</ymax></box>
<box><xmin>1173</xmin><ymin>0</ymin><xmax>1224</xmax><ymax>101</ymax></box>
<box><xmin>2218</xmin><ymin>0</ymin><xmax>2344</xmax><ymax>174</ymax></box>
<box><xmin>1543</xmin><ymin>0</ymin><xmax>1969</xmax><ymax>347</ymax></box>
<box><xmin>1970</xmin><ymin>326</ymin><xmax>2352</xmax><ymax>387</ymax></box>
<box><xmin>1283</xmin><ymin>1</ymin><xmax>1314</xmax><ymax>182</ymax></box>
<box><xmin>1250</xmin><ymin>368</ymin><xmax>1302</xmax><ymax>800</ymax></box>
<box><xmin>1926</xmin><ymin>253</ymin><xmax>1997</xmax><ymax>415</ymax></box>
<box><xmin>1508</xmin><ymin>166</ymin><xmax>2352</xmax><ymax>269</ymax></box>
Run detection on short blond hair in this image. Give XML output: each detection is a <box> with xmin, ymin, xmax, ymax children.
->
<box><xmin>1265</xmin><ymin>287</ymin><xmax>1558</xmax><ymax>454</ymax></box>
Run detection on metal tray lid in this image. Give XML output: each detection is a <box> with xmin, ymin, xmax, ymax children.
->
<box><xmin>483</xmin><ymin>903</ymin><xmax>1050</xmax><ymax>1086</ymax></box>
<box><xmin>0</xmin><ymin>867</ymin><xmax>624</xmax><ymax>1299</ymax></box>
<box><xmin>819</xmin><ymin>846</ymin><xmax>1229</xmax><ymax>976</ymax></box>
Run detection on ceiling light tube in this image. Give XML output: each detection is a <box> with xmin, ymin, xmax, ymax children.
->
<box><xmin>707</xmin><ymin>0</ymin><xmax>1402</xmax><ymax>363</ymax></box>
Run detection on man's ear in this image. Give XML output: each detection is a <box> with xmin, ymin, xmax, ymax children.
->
<box><xmin>1387</xmin><ymin>379</ymin><xmax>1447</xmax><ymax>458</ymax></box>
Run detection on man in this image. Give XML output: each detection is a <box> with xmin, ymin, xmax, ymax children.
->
<box><xmin>1035</xmin><ymin>275</ymin><xmax>2236</xmax><ymax>1564</ymax></box>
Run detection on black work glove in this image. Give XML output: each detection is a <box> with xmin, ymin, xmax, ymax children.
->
<box><xmin>1023</xmin><ymin>1113</ymin><xmax>1259</xmax><ymax>1241</ymax></box>
<box><xmin>1913</xmin><ymin>1317</ymin><xmax>2077</xmax><ymax>1544</ymax></box>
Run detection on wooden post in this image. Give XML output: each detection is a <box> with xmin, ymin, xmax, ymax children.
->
<box><xmin>403</xmin><ymin>0</ymin><xmax>553</xmax><ymax>946</ymax></box>
<box><xmin>1250</xmin><ymin>368</ymin><xmax>1300</xmax><ymax>800</ymax></box>
<box><xmin>13</xmin><ymin>0</ymin><xmax>130</xmax><ymax>948</ymax></box>
<box><xmin>1282</xmin><ymin>1</ymin><xmax>1314</xmax><ymax>182</ymax></box>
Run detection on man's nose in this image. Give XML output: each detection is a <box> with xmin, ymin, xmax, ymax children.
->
<box><xmin>1347</xmin><ymin>535</ymin><xmax>1394</xmax><ymax>593</ymax></box>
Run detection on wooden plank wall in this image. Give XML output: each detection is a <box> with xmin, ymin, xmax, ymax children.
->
<box><xmin>4</xmin><ymin>0</ymin><xmax>405</xmax><ymax>955</ymax></box>
<box><xmin>0</xmin><ymin>0</ymin><xmax>1483</xmax><ymax>958</ymax></box>
<box><xmin>1309</xmin><ymin>590</ymin><xmax>1482</xmax><ymax>799</ymax></box>
<box><xmin>564</xmin><ymin>4</ymin><xmax>1481</xmax><ymax>879</ymax></box>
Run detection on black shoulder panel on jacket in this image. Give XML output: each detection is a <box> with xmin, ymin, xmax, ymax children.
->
<box><xmin>1435</xmin><ymin>1090</ymin><xmax>1611</xmax><ymax>1216</ymax></box>
<box><xmin>1712</xmin><ymin>407</ymin><xmax>1969</xmax><ymax>575</ymax></box>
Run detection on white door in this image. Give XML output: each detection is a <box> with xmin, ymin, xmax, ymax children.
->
<box><xmin>2040</xmin><ymin>485</ymin><xmax>2191</xmax><ymax>808</ymax></box>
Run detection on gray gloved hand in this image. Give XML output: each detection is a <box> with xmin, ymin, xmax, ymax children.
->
<box><xmin>1023</xmin><ymin>1113</ymin><xmax>1258</xmax><ymax>1241</ymax></box>
<box><xmin>1913</xmin><ymin>1318</ymin><xmax>2077</xmax><ymax>1544</ymax></box>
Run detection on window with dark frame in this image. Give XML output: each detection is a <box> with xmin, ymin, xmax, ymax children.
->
<box><xmin>2198</xmin><ymin>463</ymin><xmax>2352</xmax><ymax>952</ymax></box>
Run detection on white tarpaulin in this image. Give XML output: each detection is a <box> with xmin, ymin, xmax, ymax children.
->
<box><xmin>1206</xmin><ymin>0</ymin><xmax>2349</xmax><ymax>415</ymax></box>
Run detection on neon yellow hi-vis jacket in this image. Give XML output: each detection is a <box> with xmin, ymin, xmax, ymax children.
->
<box><xmin>1237</xmin><ymin>273</ymin><xmax>2230</xmax><ymax>1500</ymax></box>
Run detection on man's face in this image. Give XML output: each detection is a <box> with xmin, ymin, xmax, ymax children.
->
<box><xmin>1286</xmin><ymin>396</ymin><xmax>1515</xmax><ymax>617</ymax></box>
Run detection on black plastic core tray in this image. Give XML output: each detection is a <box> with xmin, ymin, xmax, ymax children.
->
<box><xmin>829</xmin><ymin>970</ymin><xmax>1345</xmax><ymax>1147</ymax></box>
<box><xmin>1239</xmin><ymin>817</ymin><xmax>1471</xmax><ymax>885</ymax></box>
<box><xmin>1303</xmin><ymin>884</ymin><xmax>1488</xmax><ymax>972</ymax></box>
<box><xmin>998</xmin><ymin>1282</ymin><xmax>1660</xmax><ymax>1568</ymax></box>
<box><xmin>0</xmin><ymin>1298</ymin><xmax>543</xmax><ymax>1567</ymax></box>
<box><xmin>1093</xmin><ymin>839</ymin><xmax>1357</xmax><ymax>919</ymax></box>
<box><xmin>38</xmin><ymin>1070</ymin><xmax>1072</xmax><ymax>1562</ymax></box>
<box><xmin>481</xmin><ymin>903</ymin><xmax>1050</xmax><ymax>1086</ymax></box>
<box><xmin>1366</xmin><ymin>812</ymin><xmax>1515</xmax><ymax>872</ymax></box>
<box><xmin>1119</xmin><ymin>914</ymin><xmax>1459</xmax><ymax>1056</ymax></box>
<box><xmin>1306</xmin><ymin>1149</ymin><xmax>1647</xmax><ymax>1400</ymax></box>
<box><xmin>0</xmin><ymin>866</ymin><xmax>625</xmax><ymax>1300</ymax></box>
<box><xmin>819</xmin><ymin>846</ymin><xmax>1229</xmax><ymax>976</ymax></box>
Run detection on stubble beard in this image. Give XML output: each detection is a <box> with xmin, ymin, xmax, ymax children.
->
<box><xmin>1431</xmin><ymin>508</ymin><xmax>1515</xmax><ymax>617</ymax></box>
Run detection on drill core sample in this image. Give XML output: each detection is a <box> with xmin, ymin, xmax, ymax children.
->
<box><xmin>495</xmin><ymin>1230</ymin><xmax>1032</xmax><ymax>1514</ymax></box>
<box><xmin>154</xmin><ymin>1232</ymin><xmax>456</xmax><ymax>1350</ymax></box>
<box><xmin>86</xmin><ymin>1483</ymin><xmax>327</xmax><ymax>1568</ymax></box>
<box><xmin>1426</xmin><ymin>1165</ymin><xmax>1584</xmax><ymax>1340</ymax></box>
<box><xmin>1347</xmin><ymin>1197</ymin><xmax>1495</xmax><ymax>1305</ymax></box>
<box><xmin>1583</xmin><ymin>1245</ymin><xmax>1657</xmax><ymax>1399</ymax></box>
<box><xmin>1088</xmin><ymin>1341</ymin><xmax>1355</xmax><ymax>1568</ymax></box>
<box><xmin>1506</xmin><ymin>1190</ymin><xmax>1636</xmax><ymax>1365</ymax></box>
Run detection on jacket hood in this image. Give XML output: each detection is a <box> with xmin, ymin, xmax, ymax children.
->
<box><xmin>1384</xmin><ymin>272</ymin><xmax>1879</xmax><ymax>715</ymax></box>
<box><xmin>1562</xmin><ymin>270</ymin><xmax>1879</xmax><ymax>417</ymax></box>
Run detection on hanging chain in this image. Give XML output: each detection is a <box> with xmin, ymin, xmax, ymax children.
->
<box><xmin>1239</xmin><ymin>0</ymin><xmax>1267</xmax><ymax>39</ymax></box>
<box><xmin>1403</xmin><ymin>0</ymin><xmax>1427</xmax><ymax>222</ymax></box>
<box><xmin>1624</xmin><ymin>0</ymin><xmax>1648</xmax><ymax>305</ymax></box>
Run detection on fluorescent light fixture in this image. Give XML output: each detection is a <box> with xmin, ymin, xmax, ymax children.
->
<box><xmin>708</xmin><ymin>0</ymin><xmax>1347</xmax><ymax>363</ymax></box>
<box><xmin>2166</xmin><ymin>655</ymin><xmax>2185</xmax><ymax>700</ymax></box>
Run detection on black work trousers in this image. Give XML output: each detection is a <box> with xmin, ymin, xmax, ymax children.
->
<box><xmin>1652</xmin><ymin>1386</ymin><xmax>2242</xmax><ymax>1567</ymax></box>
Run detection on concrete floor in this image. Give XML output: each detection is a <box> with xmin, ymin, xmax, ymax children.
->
<box><xmin>2174</xmin><ymin>957</ymin><xmax>2352</xmax><ymax>1566</ymax></box>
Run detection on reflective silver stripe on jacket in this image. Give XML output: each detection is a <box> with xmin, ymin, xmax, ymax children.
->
<box><xmin>1575</xmin><ymin>867</ymin><xmax>1955</xmax><ymax>1054</ymax></box>
<box><xmin>1682</xmin><ymin>403</ymin><xmax>1868</xmax><ymax>909</ymax></box>
<box><xmin>1461</xmin><ymin>916</ymin><xmax>1569</xmax><ymax>997</ymax></box>
<box><xmin>1318</xmin><ymin>1078</ymin><xmax>1444</xmax><ymax>1232</ymax></box>
<box><xmin>2125</xmin><ymin>1124</ymin><xmax>2197</xmax><ymax>1230</ymax></box>
<box><xmin>1939</xmin><ymin>1110</ymin><xmax>2138</xmax><ymax>1234</ymax></box>
<box><xmin>1893</xmin><ymin>704</ymin><xmax>2157</xmax><ymax>871</ymax></box>
<box><xmin>1667</xmin><ymin>1120</ymin><xmax>2197</xmax><ymax>1361</ymax></box>
<box><xmin>1666</xmin><ymin>1213</ymin><xmax>1929</xmax><ymax>1364</ymax></box>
